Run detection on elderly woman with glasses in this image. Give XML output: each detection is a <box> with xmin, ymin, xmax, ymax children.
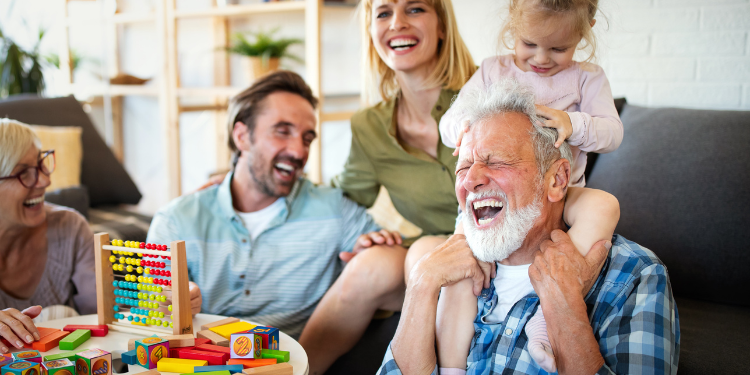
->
<box><xmin>0</xmin><ymin>119</ymin><xmax>95</xmax><ymax>353</ymax></box>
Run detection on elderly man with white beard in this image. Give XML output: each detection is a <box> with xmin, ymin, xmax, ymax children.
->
<box><xmin>378</xmin><ymin>79</ymin><xmax>680</xmax><ymax>375</ymax></box>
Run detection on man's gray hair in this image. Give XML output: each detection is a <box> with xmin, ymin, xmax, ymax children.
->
<box><xmin>451</xmin><ymin>78</ymin><xmax>573</xmax><ymax>177</ymax></box>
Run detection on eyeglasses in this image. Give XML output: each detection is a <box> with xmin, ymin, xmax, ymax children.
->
<box><xmin>0</xmin><ymin>150</ymin><xmax>56</xmax><ymax>188</ymax></box>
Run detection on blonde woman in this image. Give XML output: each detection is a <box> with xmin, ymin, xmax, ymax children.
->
<box><xmin>0</xmin><ymin>119</ymin><xmax>96</xmax><ymax>353</ymax></box>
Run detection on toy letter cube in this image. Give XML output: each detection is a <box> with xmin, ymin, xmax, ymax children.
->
<box><xmin>41</xmin><ymin>359</ymin><xmax>75</xmax><ymax>375</ymax></box>
<box><xmin>12</xmin><ymin>351</ymin><xmax>41</xmax><ymax>364</ymax></box>
<box><xmin>0</xmin><ymin>354</ymin><xmax>13</xmax><ymax>368</ymax></box>
<box><xmin>2</xmin><ymin>361</ymin><xmax>40</xmax><ymax>375</ymax></box>
<box><xmin>74</xmin><ymin>349</ymin><xmax>111</xmax><ymax>375</ymax></box>
<box><xmin>229</xmin><ymin>332</ymin><xmax>261</xmax><ymax>359</ymax></box>
<box><xmin>248</xmin><ymin>326</ymin><xmax>279</xmax><ymax>351</ymax></box>
<box><xmin>134</xmin><ymin>337</ymin><xmax>170</xmax><ymax>369</ymax></box>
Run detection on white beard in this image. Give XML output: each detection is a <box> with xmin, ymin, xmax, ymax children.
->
<box><xmin>463</xmin><ymin>189</ymin><xmax>542</xmax><ymax>263</ymax></box>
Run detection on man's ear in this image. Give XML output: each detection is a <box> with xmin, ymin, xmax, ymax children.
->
<box><xmin>232</xmin><ymin>121</ymin><xmax>251</xmax><ymax>152</ymax></box>
<box><xmin>545</xmin><ymin>159</ymin><xmax>571</xmax><ymax>203</ymax></box>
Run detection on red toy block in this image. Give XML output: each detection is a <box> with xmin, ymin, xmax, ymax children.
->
<box><xmin>194</xmin><ymin>338</ymin><xmax>212</xmax><ymax>347</ymax></box>
<box><xmin>227</xmin><ymin>358</ymin><xmax>277</xmax><ymax>368</ymax></box>
<box><xmin>62</xmin><ymin>325</ymin><xmax>108</xmax><ymax>337</ymax></box>
<box><xmin>31</xmin><ymin>330</ymin><xmax>69</xmax><ymax>352</ymax></box>
<box><xmin>195</xmin><ymin>344</ymin><xmax>231</xmax><ymax>355</ymax></box>
<box><xmin>169</xmin><ymin>346</ymin><xmax>195</xmax><ymax>358</ymax></box>
<box><xmin>178</xmin><ymin>350</ymin><xmax>228</xmax><ymax>366</ymax></box>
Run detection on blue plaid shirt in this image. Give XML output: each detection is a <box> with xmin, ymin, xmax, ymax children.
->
<box><xmin>378</xmin><ymin>235</ymin><xmax>680</xmax><ymax>375</ymax></box>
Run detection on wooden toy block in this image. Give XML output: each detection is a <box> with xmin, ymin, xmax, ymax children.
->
<box><xmin>0</xmin><ymin>354</ymin><xmax>13</xmax><ymax>368</ymax></box>
<box><xmin>196</xmin><ymin>331</ymin><xmax>228</xmax><ymax>347</ymax></box>
<box><xmin>58</xmin><ymin>330</ymin><xmax>90</xmax><ymax>350</ymax></box>
<box><xmin>194</xmin><ymin>339</ymin><xmax>211</xmax><ymax>347</ymax></box>
<box><xmin>240</xmin><ymin>363</ymin><xmax>292</xmax><ymax>375</ymax></box>
<box><xmin>42</xmin><ymin>350</ymin><xmax>87</xmax><ymax>362</ymax></box>
<box><xmin>134</xmin><ymin>337</ymin><xmax>170</xmax><ymax>369</ymax></box>
<box><xmin>169</xmin><ymin>347</ymin><xmax>195</xmax><ymax>358</ymax></box>
<box><xmin>0</xmin><ymin>327</ymin><xmax>61</xmax><ymax>350</ymax></box>
<box><xmin>227</xmin><ymin>359</ymin><xmax>276</xmax><ymax>369</ymax></box>
<box><xmin>180</xmin><ymin>371</ymin><xmax>230</xmax><ymax>375</ymax></box>
<box><xmin>200</xmin><ymin>318</ymin><xmax>240</xmax><ymax>331</ymax></box>
<box><xmin>193</xmin><ymin>365</ymin><xmax>243</xmax><ymax>373</ymax></box>
<box><xmin>195</xmin><ymin>345</ymin><xmax>230</xmax><ymax>356</ymax></box>
<box><xmin>75</xmin><ymin>349</ymin><xmax>111</xmax><ymax>375</ymax></box>
<box><xmin>259</xmin><ymin>350</ymin><xmax>288</xmax><ymax>364</ymax></box>
<box><xmin>209</xmin><ymin>322</ymin><xmax>256</xmax><ymax>340</ymax></box>
<box><xmin>177</xmin><ymin>350</ymin><xmax>227</xmax><ymax>366</ymax></box>
<box><xmin>12</xmin><ymin>350</ymin><xmax>42</xmax><ymax>363</ymax></box>
<box><xmin>32</xmin><ymin>331</ymin><xmax>70</xmax><ymax>352</ymax></box>
<box><xmin>160</xmin><ymin>335</ymin><xmax>195</xmax><ymax>348</ymax></box>
<box><xmin>2</xmin><ymin>361</ymin><xmax>40</xmax><ymax>375</ymax></box>
<box><xmin>156</xmin><ymin>358</ymin><xmax>207</xmax><ymax>373</ymax></box>
<box><xmin>247</xmin><ymin>327</ymin><xmax>279</xmax><ymax>351</ymax></box>
<box><xmin>62</xmin><ymin>326</ymin><xmax>108</xmax><ymax>338</ymax></box>
<box><xmin>120</xmin><ymin>350</ymin><xmax>136</xmax><ymax>366</ymax></box>
<box><xmin>41</xmin><ymin>358</ymin><xmax>75</xmax><ymax>375</ymax></box>
<box><xmin>137</xmin><ymin>370</ymin><xmax>160</xmax><ymax>375</ymax></box>
<box><xmin>230</xmin><ymin>333</ymin><xmax>261</xmax><ymax>360</ymax></box>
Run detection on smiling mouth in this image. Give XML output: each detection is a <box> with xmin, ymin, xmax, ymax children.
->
<box><xmin>23</xmin><ymin>195</ymin><xmax>44</xmax><ymax>208</ymax></box>
<box><xmin>274</xmin><ymin>162</ymin><xmax>296</xmax><ymax>178</ymax></box>
<box><xmin>472</xmin><ymin>198</ymin><xmax>504</xmax><ymax>226</ymax></box>
<box><xmin>389</xmin><ymin>38</ymin><xmax>418</xmax><ymax>51</ymax></box>
<box><xmin>530</xmin><ymin>64</ymin><xmax>552</xmax><ymax>73</ymax></box>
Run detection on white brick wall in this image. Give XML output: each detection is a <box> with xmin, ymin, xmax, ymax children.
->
<box><xmin>596</xmin><ymin>0</ymin><xmax>750</xmax><ymax>109</ymax></box>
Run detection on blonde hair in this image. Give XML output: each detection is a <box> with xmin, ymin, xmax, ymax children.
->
<box><xmin>0</xmin><ymin>118</ymin><xmax>41</xmax><ymax>178</ymax></box>
<box><xmin>500</xmin><ymin>0</ymin><xmax>601</xmax><ymax>62</ymax></box>
<box><xmin>359</xmin><ymin>0</ymin><xmax>477</xmax><ymax>103</ymax></box>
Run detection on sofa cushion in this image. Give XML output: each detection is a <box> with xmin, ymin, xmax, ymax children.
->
<box><xmin>586</xmin><ymin>104</ymin><xmax>750</xmax><ymax>306</ymax></box>
<box><xmin>44</xmin><ymin>186</ymin><xmax>90</xmax><ymax>219</ymax></box>
<box><xmin>29</xmin><ymin>125</ymin><xmax>83</xmax><ymax>192</ymax></box>
<box><xmin>0</xmin><ymin>95</ymin><xmax>141</xmax><ymax>206</ymax></box>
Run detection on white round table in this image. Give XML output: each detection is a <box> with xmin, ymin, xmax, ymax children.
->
<box><xmin>39</xmin><ymin>314</ymin><xmax>308</xmax><ymax>375</ymax></box>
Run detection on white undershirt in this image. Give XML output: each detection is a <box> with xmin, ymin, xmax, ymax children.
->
<box><xmin>235</xmin><ymin>197</ymin><xmax>286</xmax><ymax>241</ymax></box>
<box><xmin>483</xmin><ymin>262</ymin><xmax>535</xmax><ymax>324</ymax></box>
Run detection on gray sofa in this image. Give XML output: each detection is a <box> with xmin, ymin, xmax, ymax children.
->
<box><xmin>328</xmin><ymin>100</ymin><xmax>750</xmax><ymax>374</ymax></box>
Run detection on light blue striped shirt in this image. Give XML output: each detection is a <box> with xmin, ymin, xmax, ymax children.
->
<box><xmin>147</xmin><ymin>172</ymin><xmax>379</xmax><ymax>337</ymax></box>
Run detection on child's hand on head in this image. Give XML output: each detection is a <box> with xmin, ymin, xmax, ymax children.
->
<box><xmin>536</xmin><ymin>105</ymin><xmax>573</xmax><ymax>148</ymax></box>
<box><xmin>452</xmin><ymin>120</ymin><xmax>472</xmax><ymax>156</ymax></box>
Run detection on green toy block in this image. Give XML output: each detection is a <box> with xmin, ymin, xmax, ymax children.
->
<box><xmin>260</xmin><ymin>349</ymin><xmax>289</xmax><ymax>363</ymax></box>
<box><xmin>42</xmin><ymin>350</ymin><xmax>87</xmax><ymax>362</ymax></box>
<box><xmin>58</xmin><ymin>330</ymin><xmax>90</xmax><ymax>350</ymax></box>
<box><xmin>41</xmin><ymin>358</ymin><xmax>74</xmax><ymax>375</ymax></box>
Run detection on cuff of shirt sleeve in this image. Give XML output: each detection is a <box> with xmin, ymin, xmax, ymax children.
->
<box><xmin>439</xmin><ymin>368</ymin><xmax>467</xmax><ymax>375</ymax></box>
<box><xmin>566</xmin><ymin>111</ymin><xmax>587</xmax><ymax>147</ymax></box>
<box><xmin>596</xmin><ymin>364</ymin><xmax>616</xmax><ymax>375</ymax></box>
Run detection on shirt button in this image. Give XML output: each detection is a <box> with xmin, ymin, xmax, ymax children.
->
<box><xmin>242</xmin><ymin>238</ymin><xmax>247</xmax><ymax>243</ymax></box>
<box><xmin>245</xmin><ymin>290</ymin><xmax>250</xmax><ymax>296</ymax></box>
<box><xmin>239</xmin><ymin>274</ymin><xmax>245</xmax><ymax>279</ymax></box>
<box><xmin>505</xmin><ymin>328</ymin><xmax>513</xmax><ymax>336</ymax></box>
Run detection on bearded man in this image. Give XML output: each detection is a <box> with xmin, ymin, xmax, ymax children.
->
<box><xmin>378</xmin><ymin>79</ymin><xmax>680</xmax><ymax>375</ymax></box>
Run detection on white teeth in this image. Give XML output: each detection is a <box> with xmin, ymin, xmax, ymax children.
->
<box><xmin>275</xmin><ymin>163</ymin><xmax>295</xmax><ymax>172</ymax></box>
<box><xmin>24</xmin><ymin>196</ymin><xmax>44</xmax><ymax>206</ymax></box>
<box><xmin>390</xmin><ymin>38</ymin><xmax>418</xmax><ymax>48</ymax></box>
<box><xmin>478</xmin><ymin>218</ymin><xmax>493</xmax><ymax>226</ymax></box>
<box><xmin>472</xmin><ymin>200</ymin><xmax>503</xmax><ymax>210</ymax></box>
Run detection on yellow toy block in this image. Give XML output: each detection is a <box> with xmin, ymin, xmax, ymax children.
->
<box><xmin>156</xmin><ymin>358</ymin><xmax>208</xmax><ymax>373</ymax></box>
<box><xmin>209</xmin><ymin>322</ymin><xmax>257</xmax><ymax>339</ymax></box>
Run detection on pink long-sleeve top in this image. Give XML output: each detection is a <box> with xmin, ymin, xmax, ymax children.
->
<box><xmin>439</xmin><ymin>55</ymin><xmax>624</xmax><ymax>187</ymax></box>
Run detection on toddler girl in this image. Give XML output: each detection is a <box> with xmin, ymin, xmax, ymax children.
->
<box><xmin>436</xmin><ymin>0</ymin><xmax>622</xmax><ymax>373</ymax></box>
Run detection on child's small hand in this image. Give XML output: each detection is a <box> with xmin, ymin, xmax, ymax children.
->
<box><xmin>535</xmin><ymin>105</ymin><xmax>573</xmax><ymax>148</ymax></box>
<box><xmin>452</xmin><ymin>120</ymin><xmax>471</xmax><ymax>156</ymax></box>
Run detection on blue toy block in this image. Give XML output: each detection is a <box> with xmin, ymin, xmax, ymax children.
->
<box><xmin>193</xmin><ymin>365</ymin><xmax>244</xmax><ymax>373</ymax></box>
<box><xmin>120</xmin><ymin>351</ymin><xmax>137</xmax><ymax>366</ymax></box>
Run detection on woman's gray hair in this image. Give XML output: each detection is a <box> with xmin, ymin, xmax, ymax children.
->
<box><xmin>0</xmin><ymin>118</ymin><xmax>41</xmax><ymax>178</ymax></box>
<box><xmin>450</xmin><ymin>78</ymin><xmax>573</xmax><ymax>177</ymax></box>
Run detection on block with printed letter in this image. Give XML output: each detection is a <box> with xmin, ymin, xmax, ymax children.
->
<box><xmin>12</xmin><ymin>351</ymin><xmax>41</xmax><ymax>364</ymax></box>
<box><xmin>229</xmin><ymin>332</ymin><xmax>261</xmax><ymax>360</ymax></box>
<box><xmin>247</xmin><ymin>327</ymin><xmax>279</xmax><ymax>351</ymax></box>
<box><xmin>1</xmin><ymin>361</ymin><xmax>40</xmax><ymax>375</ymax></box>
<box><xmin>41</xmin><ymin>359</ymin><xmax>75</xmax><ymax>375</ymax></box>
<box><xmin>134</xmin><ymin>337</ymin><xmax>170</xmax><ymax>369</ymax></box>
<box><xmin>0</xmin><ymin>354</ymin><xmax>13</xmax><ymax>368</ymax></box>
<box><xmin>74</xmin><ymin>349</ymin><xmax>111</xmax><ymax>375</ymax></box>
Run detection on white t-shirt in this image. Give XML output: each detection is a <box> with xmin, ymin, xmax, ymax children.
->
<box><xmin>236</xmin><ymin>197</ymin><xmax>286</xmax><ymax>241</ymax></box>
<box><xmin>483</xmin><ymin>262</ymin><xmax>535</xmax><ymax>324</ymax></box>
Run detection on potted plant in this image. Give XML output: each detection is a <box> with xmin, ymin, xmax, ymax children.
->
<box><xmin>0</xmin><ymin>27</ymin><xmax>46</xmax><ymax>97</ymax></box>
<box><xmin>227</xmin><ymin>28</ymin><xmax>303</xmax><ymax>79</ymax></box>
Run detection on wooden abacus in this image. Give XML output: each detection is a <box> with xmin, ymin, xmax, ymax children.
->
<box><xmin>93</xmin><ymin>232</ymin><xmax>193</xmax><ymax>336</ymax></box>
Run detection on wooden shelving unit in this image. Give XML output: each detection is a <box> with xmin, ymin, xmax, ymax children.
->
<box><xmin>61</xmin><ymin>0</ymin><xmax>356</xmax><ymax>199</ymax></box>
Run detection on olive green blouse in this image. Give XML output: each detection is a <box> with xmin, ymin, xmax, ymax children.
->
<box><xmin>332</xmin><ymin>89</ymin><xmax>460</xmax><ymax>238</ymax></box>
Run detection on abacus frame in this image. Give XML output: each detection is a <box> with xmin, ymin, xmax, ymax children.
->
<box><xmin>94</xmin><ymin>232</ymin><xmax>193</xmax><ymax>336</ymax></box>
